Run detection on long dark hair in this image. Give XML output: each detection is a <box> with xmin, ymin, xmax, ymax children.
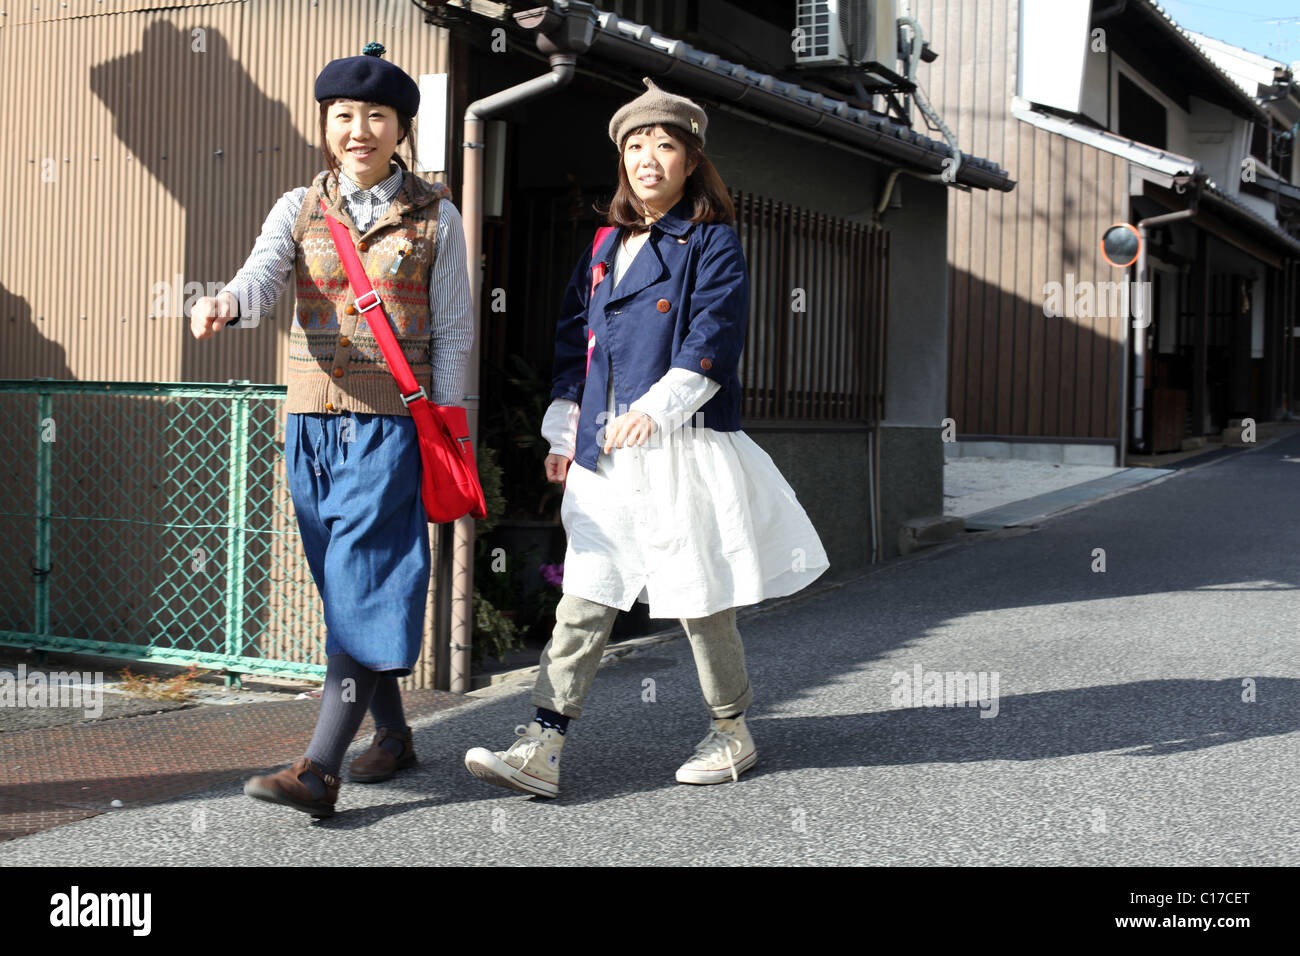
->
<box><xmin>599</xmin><ymin>123</ymin><xmax>735</xmax><ymax>233</ymax></box>
<box><xmin>318</xmin><ymin>98</ymin><xmax>417</xmax><ymax>182</ymax></box>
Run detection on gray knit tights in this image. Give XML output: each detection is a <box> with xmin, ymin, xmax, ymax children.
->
<box><xmin>301</xmin><ymin>653</ymin><xmax>408</xmax><ymax>797</ymax></box>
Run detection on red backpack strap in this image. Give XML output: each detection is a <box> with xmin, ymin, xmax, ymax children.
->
<box><xmin>589</xmin><ymin>225</ymin><xmax>616</xmax><ymax>296</ymax></box>
<box><xmin>586</xmin><ymin>225</ymin><xmax>616</xmax><ymax>377</ymax></box>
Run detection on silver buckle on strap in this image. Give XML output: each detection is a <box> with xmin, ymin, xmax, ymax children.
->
<box><xmin>355</xmin><ymin>289</ymin><xmax>382</xmax><ymax>313</ymax></box>
<box><xmin>401</xmin><ymin>387</ymin><xmax>427</xmax><ymax>407</ymax></box>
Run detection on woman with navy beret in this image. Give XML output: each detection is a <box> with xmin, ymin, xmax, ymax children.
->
<box><xmin>465</xmin><ymin>77</ymin><xmax>829</xmax><ymax>798</ymax></box>
<box><xmin>191</xmin><ymin>44</ymin><xmax>473</xmax><ymax>816</ymax></box>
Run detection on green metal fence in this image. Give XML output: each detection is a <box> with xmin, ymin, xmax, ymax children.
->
<box><xmin>0</xmin><ymin>380</ymin><xmax>326</xmax><ymax>685</ymax></box>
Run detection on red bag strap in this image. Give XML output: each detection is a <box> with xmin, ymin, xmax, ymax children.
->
<box><xmin>586</xmin><ymin>225</ymin><xmax>616</xmax><ymax>378</ymax></box>
<box><xmin>319</xmin><ymin>197</ymin><xmax>426</xmax><ymax>406</ymax></box>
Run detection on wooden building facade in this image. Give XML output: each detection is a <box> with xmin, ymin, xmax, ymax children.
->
<box><xmin>911</xmin><ymin>0</ymin><xmax>1300</xmax><ymax>463</ymax></box>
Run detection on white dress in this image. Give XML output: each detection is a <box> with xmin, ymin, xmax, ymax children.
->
<box><xmin>541</xmin><ymin>235</ymin><xmax>829</xmax><ymax>619</ymax></box>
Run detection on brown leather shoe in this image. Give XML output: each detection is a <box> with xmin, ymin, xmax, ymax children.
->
<box><xmin>244</xmin><ymin>757</ymin><xmax>339</xmax><ymax>817</ymax></box>
<box><xmin>349</xmin><ymin>726</ymin><xmax>417</xmax><ymax>783</ymax></box>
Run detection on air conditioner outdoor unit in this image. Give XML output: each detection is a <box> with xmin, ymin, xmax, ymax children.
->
<box><xmin>795</xmin><ymin>0</ymin><xmax>898</xmax><ymax>69</ymax></box>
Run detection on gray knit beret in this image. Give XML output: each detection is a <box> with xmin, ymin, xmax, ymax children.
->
<box><xmin>608</xmin><ymin>76</ymin><xmax>708</xmax><ymax>147</ymax></box>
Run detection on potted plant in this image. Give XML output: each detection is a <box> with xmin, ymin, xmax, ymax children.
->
<box><xmin>470</xmin><ymin>446</ymin><xmax>527</xmax><ymax>666</ymax></box>
<box><xmin>526</xmin><ymin>562</ymin><xmax>565</xmax><ymax>643</ymax></box>
<box><xmin>479</xmin><ymin>353</ymin><xmax>568</xmax><ymax>630</ymax></box>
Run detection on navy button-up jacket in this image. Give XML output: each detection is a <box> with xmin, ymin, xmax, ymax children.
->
<box><xmin>552</xmin><ymin>198</ymin><xmax>749</xmax><ymax>471</ymax></box>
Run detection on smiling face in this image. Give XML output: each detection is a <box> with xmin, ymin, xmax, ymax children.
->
<box><xmin>326</xmin><ymin>100</ymin><xmax>402</xmax><ymax>187</ymax></box>
<box><xmin>621</xmin><ymin>125</ymin><xmax>698</xmax><ymax>220</ymax></box>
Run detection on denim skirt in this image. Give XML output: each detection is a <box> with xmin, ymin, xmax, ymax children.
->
<box><xmin>284</xmin><ymin>411</ymin><xmax>429</xmax><ymax>675</ymax></box>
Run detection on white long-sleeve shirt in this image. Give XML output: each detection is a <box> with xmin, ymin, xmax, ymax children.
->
<box><xmin>221</xmin><ymin>163</ymin><xmax>474</xmax><ymax>407</ymax></box>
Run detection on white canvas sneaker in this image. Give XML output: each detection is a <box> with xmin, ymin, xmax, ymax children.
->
<box><xmin>465</xmin><ymin>721</ymin><xmax>563</xmax><ymax>798</ymax></box>
<box><xmin>675</xmin><ymin>714</ymin><xmax>758</xmax><ymax>785</ymax></box>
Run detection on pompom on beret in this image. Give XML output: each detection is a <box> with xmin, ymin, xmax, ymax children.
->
<box><xmin>314</xmin><ymin>42</ymin><xmax>420</xmax><ymax>117</ymax></box>
<box><xmin>609</xmin><ymin>76</ymin><xmax>708</xmax><ymax>147</ymax></box>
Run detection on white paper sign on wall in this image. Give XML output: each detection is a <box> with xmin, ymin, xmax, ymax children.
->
<box><xmin>417</xmin><ymin>73</ymin><xmax>449</xmax><ymax>173</ymax></box>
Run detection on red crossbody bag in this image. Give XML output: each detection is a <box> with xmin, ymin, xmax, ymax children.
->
<box><xmin>320</xmin><ymin>198</ymin><xmax>487</xmax><ymax>524</ymax></box>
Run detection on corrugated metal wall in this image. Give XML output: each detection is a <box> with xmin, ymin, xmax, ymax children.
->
<box><xmin>2</xmin><ymin>0</ymin><xmax>451</xmax><ymax>385</ymax></box>
<box><xmin>2</xmin><ymin>0</ymin><xmax>453</xmax><ymax>689</ymax></box>
<box><xmin>10</xmin><ymin>0</ymin><xmax>217</xmax><ymax>27</ymax></box>
<box><xmin>913</xmin><ymin>0</ymin><xmax>1129</xmax><ymax>440</ymax></box>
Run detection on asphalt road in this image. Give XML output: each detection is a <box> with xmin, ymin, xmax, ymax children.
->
<box><xmin>2</xmin><ymin>432</ymin><xmax>1297</xmax><ymax>866</ymax></box>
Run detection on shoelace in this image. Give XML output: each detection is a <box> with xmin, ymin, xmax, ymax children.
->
<box><xmin>694</xmin><ymin>727</ymin><xmax>744</xmax><ymax>782</ymax></box>
<box><xmin>510</xmin><ymin>724</ymin><xmax>545</xmax><ymax>764</ymax></box>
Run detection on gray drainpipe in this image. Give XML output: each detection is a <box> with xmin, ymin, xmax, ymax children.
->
<box><xmin>870</xmin><ymin>162</ymin><xmax>954</xmax><ymax>564</ymax></box>
<box><xmin>449</xmin><ymin>5</ymin><xmax>595</xmax><ymax>692</ymax></box>
<box><xmin>873</xmin><ymin>165</ymin><xmax>961</xmax><ymax>225</ymax></box>
<box><xmin>864</xmin><ymin>168</ymin><xmax>905</xmax><ymax>563</ymax></box>
<box><xmin>1119</xmin><ymin>182</ymin><xmax>1199</xmax><ymax>466</ymax></box>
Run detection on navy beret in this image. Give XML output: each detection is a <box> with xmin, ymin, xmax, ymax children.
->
<box><xmin>314</xmin><ymin>42</ymin><xmax>419</xmax><ymax>116</ymax></box>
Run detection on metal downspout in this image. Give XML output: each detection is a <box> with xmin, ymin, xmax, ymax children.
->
<box><xmin>449</xmin><ymin>7</ymin><xmax>593</xmax><ymax>692</ymax></box>
<box><xmin>451</xmin><ymin>57</ymin><xmax>576</xmax><ymax>692</ymax></box>
<box><xmin>1121</xmin><ymin>191</ymin><xmax>1199</xmax><ymax>465</ymax></box>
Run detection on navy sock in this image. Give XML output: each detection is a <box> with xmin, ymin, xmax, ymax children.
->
<box><xmin>535</xmin><ymin>707</ymin><xmax>570</xmax><ymax>735</ymax></box>
<box><xmin>302</xmin><ymin>653</ymin><xmax>382</xmax><ymax>796</ymax></box>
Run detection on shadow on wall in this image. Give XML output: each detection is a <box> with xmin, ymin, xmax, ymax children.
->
<box><xmin>89</xmin><ymin>21</ymin><xmax>318</xmax><ymax>384</ymax></box>
<box><xmin>1</xmin><ymin>281</ymin><xmax>74</xmax><ymax>380</ymax></box>
<box><xmin>947</xmin><ymin>266</ymin><xmax>1123</xmax><ymax>441</ymax></box>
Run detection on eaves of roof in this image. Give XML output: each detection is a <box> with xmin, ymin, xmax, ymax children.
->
<box><xmin>1132</xmin><ymin>0</ymin><xmax>1272</xmax><ymax>126</ymax></box>
<box><xmin>1200</xmin><ymin>182</ymin><xmax>1300</xmax><ymax>257</ymax></box>
<box><xmin>1252</xmin><ymin>175</ymin><xmax>1300</xmax><ymax>203</ymax></box>
<box><xmin>1011</xmin><ymin>99</ymin><xmax>1200</xmax><ymax>184</ymax></box>
<box><xmin>550</xmin><ymin>0</ymin><xmax>1015</xmax><ymax>192</ymax></box>
<box><xmin>1181</xmin><ymin>29</ymin><xmax>1287</xmax><ymax>100</ymax></box>
<box><xmin>1012</xmin><ymin>100</ymin><xmax>1300</xmax><ymax>258</ymax></box>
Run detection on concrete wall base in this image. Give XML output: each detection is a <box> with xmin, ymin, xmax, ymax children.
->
<box><xmin>747</xmin><ymin>429</ymin><xmax>871</xmax><ymax>571</ymax></box>
<box><xmin>880</xmin><ymin>425</ymin><xmax>944</xmax><ymax>561</ymax></box>
<box><xmin>943</xmin><ymin>439</ymin><xmax>1116</xmax><ymax>466</ymax></box>
<box><xmin>747</xmin><ymin>424</ymin><xmax>950</xmax><ymax>567</ymax></box>
<box><xmin>898</xmin><ymin>514</ymin><xmax>965</xmax><ymax>555</ymax></box>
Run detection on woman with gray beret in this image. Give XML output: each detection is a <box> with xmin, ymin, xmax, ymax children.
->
<box><xmin>465</xmin><ymin>77</ymin><xmax>828</xmax><ymax>798</ymax></box>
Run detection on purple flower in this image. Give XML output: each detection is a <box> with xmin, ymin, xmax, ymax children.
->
<box><xmin>539</xmin><ymin>563</ymin><xmax>564</xmax><ymax>588</ymax></box>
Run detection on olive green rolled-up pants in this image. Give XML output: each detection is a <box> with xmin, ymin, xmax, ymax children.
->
<box><xmin>530</xmin><ymin>593</ymin><xmax>754</xmax><ymax>720</ymax></box>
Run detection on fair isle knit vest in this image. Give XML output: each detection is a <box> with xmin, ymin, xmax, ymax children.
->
<box><xmin>286</xmin><ymin>168</ymin><xmax>448</xmax><ymax>416</ymax></box>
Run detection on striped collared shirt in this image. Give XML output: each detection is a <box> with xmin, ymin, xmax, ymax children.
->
<box><xmin>222</xmin><ymin>162</ymin><xmax>473</xmax><ymax>406</ymax></box>
<box><xmin>337</xmin><ymin>162</ymin><xmax>403</xmax><ymax>233</ymax></box>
